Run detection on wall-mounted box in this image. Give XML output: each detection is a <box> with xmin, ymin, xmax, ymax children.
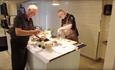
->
<box><xmin>103</xmin><ymin>4</ymin><xmax>112</xmax><ymax>16</ymax></box>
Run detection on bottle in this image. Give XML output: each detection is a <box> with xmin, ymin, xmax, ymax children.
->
<box><xmin>41</xmin><ymin>41</ymin><xmax>45</xmax><ymax>49</ymax></box>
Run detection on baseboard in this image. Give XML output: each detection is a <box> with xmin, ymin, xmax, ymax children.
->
<box><xmin>80</xmin><ymin>54</ymin><xmax>104</xmax><ymax>62</ymax></box>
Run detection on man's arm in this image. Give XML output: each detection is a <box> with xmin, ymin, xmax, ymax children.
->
<box><xmin>15</xmin><ymin>28</ymin><xmax>40</xmax><ymax>36</ymax></box>
<box><xmin>58</xmin><ymin>24</ymin><xmax>72</xmax><ymax>32</ymax></box>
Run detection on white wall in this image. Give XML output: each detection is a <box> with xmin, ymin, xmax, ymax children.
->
<box><xmin>103</xmin><ymin>1</ymin><xmax>115</xmax><ymax>69</ymax></box>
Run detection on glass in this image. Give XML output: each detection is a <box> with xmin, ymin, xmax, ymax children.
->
<box><xmin>57</xmin><ymin>30</ymin><xmax>65</xmax><ymax>40</ymax></box>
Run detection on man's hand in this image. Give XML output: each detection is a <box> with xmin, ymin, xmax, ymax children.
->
<box><xmin>57</xmin><ymin>28</ymin><xmax>63</xmax><ymax>34</ymax></box>
<box><xmin>30</xmin><ymin>29</ymin><xmax>40</xmax><ymax>35</ymax></box>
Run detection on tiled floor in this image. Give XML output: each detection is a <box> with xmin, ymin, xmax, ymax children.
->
<box><xmin>0</xmin><ymin>51</ymin><xmax>104</xmax><ymax>70</ymax></box>
<box><xmin>79</xmin><ymin>55</ymin><xmax>104</xmax><ymax>70</ymax></box>
<box><xmin>0</xmin><ymin>51</ymin><xmax>11</xmax><ymax>70</ymax></box>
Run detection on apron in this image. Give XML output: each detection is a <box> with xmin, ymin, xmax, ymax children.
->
<box><xmin>62</xmin><ymin>15</ymin><xmax>78</xmax><ymax>41</ymax></box>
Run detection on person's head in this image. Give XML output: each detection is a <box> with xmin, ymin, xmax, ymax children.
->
<box><xmin>57</xmin><ymin>9</ymin><xmax>66</xmax><ymax>19</ymax></box>
<box><xmin>26</xmin><ymin>5</ymin><xmax>38</xmax><ymax>18</ymax></box>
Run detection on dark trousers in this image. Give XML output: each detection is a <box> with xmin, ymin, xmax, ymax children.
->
<box><xmin>11</xmin><ymin>39</ymin><xmax>27</xmax><ymax>70</ymax></box>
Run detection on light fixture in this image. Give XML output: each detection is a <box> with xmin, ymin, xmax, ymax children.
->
<box><xmin>51</xmin><ymin>0</ymin><xmax>60</xmax><ymax>6</ymax></box>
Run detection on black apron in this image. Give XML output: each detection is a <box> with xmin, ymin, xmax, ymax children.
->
<box><xmin>61</xmin><ymin>13</ymin><xmax>79</xmax><ymax>41</ymax></box>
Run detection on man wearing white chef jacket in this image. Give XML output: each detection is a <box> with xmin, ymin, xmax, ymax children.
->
<box><xmin>10</xmin><ymin>5</ymin><xmax>40</xmax><ymax>70</ymax></box>
<box><xmin>57</xmin><ymin>9</ymin><xmax>79</xmax><ymax>42</ymax></box>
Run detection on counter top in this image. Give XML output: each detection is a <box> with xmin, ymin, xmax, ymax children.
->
<box><xmin>27</xmin><ymin>37</ymin><xmax>79</xmax><ymax>64</ymax></box>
